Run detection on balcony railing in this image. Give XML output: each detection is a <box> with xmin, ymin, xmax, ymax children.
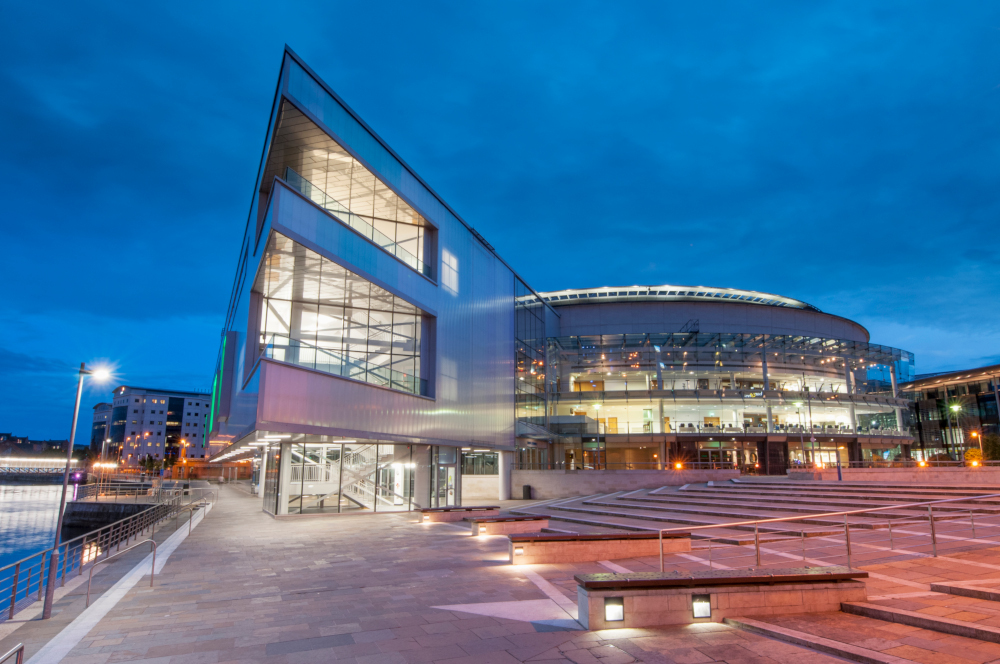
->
<box><xmin>262</xmin><ymin>333</ymin><xmax>428</xmax><ymax>397</ymax></box>
<box><xmin>591</xmin><ymin>423</ymin><xmax>912</xmax><ymax>437</ymax></box>
<box><xmin>284</xmin><ymin>168</ymin><xmax>430</xmax><ymax>277</ymax></box>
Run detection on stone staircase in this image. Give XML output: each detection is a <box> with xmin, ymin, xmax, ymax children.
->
<box><xmin>512</xmin><ymin>479</ymin><xmax>1000</xmax><ymax>547</ymax></box>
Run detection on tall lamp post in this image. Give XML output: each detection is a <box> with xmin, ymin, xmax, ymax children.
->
<box><xmin>42</xmin><ymin>362</ymin><xmax>110</xmax><ymax>619</ymax></box>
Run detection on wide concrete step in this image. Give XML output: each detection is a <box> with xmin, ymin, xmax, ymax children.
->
<box><xmin>725</xmin><ymin>481</ymin><xmax>1000</xmax><ymax>498</ymax></box>
<box><xmin>734</xmin><ymin>478</ymin><xmax>1000</xmax><ymax>492</ymax></box>
<box><xmin>614</xmin><ymin>493</ymin><xmax>948</xmax><ymax>520</ymax></box>
<box><xmin>842</xmin><ymin>600</ymin><xmax>1000</xmax><ymax>643</ymax></box>
<box><xmin>679</xmin><ymin>486</ymin><xmax>1000</xmax><ymax>510</ymax></box>
<box><xmin>543</xmin><ymin>502</ymin><xmax>844</xmax><ymax>541</ymax></box>
<box><xmin>724</xmin><ymin>616</ymin><xmax>915</xmax><ymax>664</ymax></box>
<box><xmin>582</xmin><ymin>497</ymin><xmax>904</xmax><ymax>530</ymax></box>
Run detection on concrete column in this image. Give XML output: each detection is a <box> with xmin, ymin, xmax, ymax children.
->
<box><xmin>729</xmin><ymin>372</ymin><xmax>736</xmax><ymax>390</ymax></box>
<box><xmin>761</xmin><ymin>351</ymin><xmax>770</xmax><ymax>390</ymax></box>
<box><xmin>766</xmin><ymin>405</ymin><xmax>774</xmax><ymax>434</ymax></box>
<box><xmin>277</xmin><ymin>442</ymin><xmax>291</xmax><ymax>516</ymax></box>
<box><xmin>655</xmin><ymin>347</ymin><xmax>663</xmax><ymax>390</ymax></box>
<box><xmin>658</xmin><ymin>439</ymin><xmax>667</xmax><ymax>470</ymax></box>
<box><xmin>655</xmin><ymin>399</ymin><xmax>664</xmax><ymax>434</ymax></box>
<box><xmin>890</xmin><ymin>367</ymin><xmax>905</xmax><ymax>432</ymax></box>
<box><xmin>499</xmin><ymin>450</ymin><xmax>513</xmax><ymax>500</ymax></box>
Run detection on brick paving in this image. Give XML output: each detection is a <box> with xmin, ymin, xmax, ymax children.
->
<box><xmin>6</xmin><ymin>486</ymin><xmax>852</xmax><ymax>663</ymax></box>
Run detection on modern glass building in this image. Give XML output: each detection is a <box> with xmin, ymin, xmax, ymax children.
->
<box><xmin>902</xmin><ymin>364</ymin><xmax>1000</xmax><ymax>460</ymax></box>
<box><xmin>206</xmin><ymin>48</ymin><xmax>917</xmax><ymax>514</ymax></box>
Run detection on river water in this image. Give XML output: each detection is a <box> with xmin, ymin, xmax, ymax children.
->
<box><xmin>0</xmin><ymin>484</ymin><xmax>77</xmax><ymax>570</ymax></box>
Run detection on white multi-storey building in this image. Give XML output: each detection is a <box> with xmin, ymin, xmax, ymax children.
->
<box><xmin>104</xmin><ymin>386</ymin><xmax>213</xmax><ymax>466</ymax></box>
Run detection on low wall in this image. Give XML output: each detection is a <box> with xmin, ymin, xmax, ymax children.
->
<box><xmin>511</xmin><ymin>534</ymin><xmax>690</xmax><ymax>565</ymax></box>
<box><xmin>787</xmin><ymin>467</ymin><xmax>1000</xmax><ymax>485</ymax></box>
<box><xmin>578</xmin><ymin>579</ymin><xmax>867</xmax><ymax>630</ymax></box>
<box><xmin>63</xmin><ymin>502</ymin><xmax>150</xmax><ymax>529</ymax></box>
<box><xmin>462</xmin><ymin>475</ymin><xmax>499</xmax><ymax>501</ymax></box>
<box><xmin>512</xmin><ymin>469</ymin><xmax>740</xmax><ymax>499</ymax></box>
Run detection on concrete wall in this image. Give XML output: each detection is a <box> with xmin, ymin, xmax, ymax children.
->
<box><xmin>462</xmin><ymin>474</ymin><xmax>500</xmax><ymax>501</ymax></box>
<box><xmin>787</xmin><ymin>467</ymin><xmax>1000</xmax><ymax>485</ymax></box>
<box><xmin>513</xmin><ymin>469</ymin><xmax>741</xmax><ymax>499</ymax></box>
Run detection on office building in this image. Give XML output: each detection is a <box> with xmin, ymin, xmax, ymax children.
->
<box><xmin>106</xmin><ymin>386</ymin><xmax>213</xmax><ymax>466</ymax></box>
<box><xmin>902</xmin><ymin>364</ymin><xmax>1000</xmax><ymax>460</ymax></box>
<box><xmin>91</xmin><ymin>402</ymin><xmax>112</xmax><ymax>457</ymax></box>
<box><xmin>206</xmin><ymin>48</ymin><xmax>916</xmax><ymax>514</ymax></box>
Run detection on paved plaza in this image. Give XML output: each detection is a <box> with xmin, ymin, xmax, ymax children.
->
<box><xmin>6</xmin><ymin>483</ymin><xmax>1000</xmax><ymax>662</ymax></box>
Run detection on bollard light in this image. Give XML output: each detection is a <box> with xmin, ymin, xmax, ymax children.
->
<box><xmin>973</xmin><ymin>461</ymin><xmax>980</xmax><ymax>467</ymax></box>
<box><xmin>514</xmin><ymin>546</ymin><xmax>524</xmax><ymax>556</ymax></box>
<box><xmin>918</xmin><ymin>461</ymin><xmax>927</xmax><ymax>468</ymax></box>
<box><xmin>604</xmin><ymin>597</ymin><xmax>624</xmax><ymax>622</ymax></box>
<box><xmin>675</xmin><ymin>462</ymin><xmax>683</xmax><ymax>470</ymax></box>
<box><xmin>692</xmin><ymin>594</ymin><xmax>711</xmax><ymax>618</ymax></box>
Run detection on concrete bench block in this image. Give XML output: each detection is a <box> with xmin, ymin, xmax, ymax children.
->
<box><xmin>419</xmin><ymin>507</ymin><xmax>499</xmax><ymax>523</ymax></box>
<box><xmin>509</xmin><ymin>535</ymin><xmax>690</xmax><ymax>565</ymax></box>
<box><xmin>470</xmin><ymin>518</ymin><xmax>549</xmax><ymax>535</ymax></box>
<box><xmin>579</xmin><ymin>580</ymin><xmax>867</xmax><ymax>630</ymax></box>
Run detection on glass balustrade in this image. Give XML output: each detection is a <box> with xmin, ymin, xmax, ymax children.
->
<box><xmin>262</xmin><ymin>333</ymin><xmax>428</xmax><ymax>397</ymax></box>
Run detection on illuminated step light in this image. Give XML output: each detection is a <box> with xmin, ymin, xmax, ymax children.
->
<box><xmin>604</xmin><ymin>597</ymin><xmax>624</xmax><ymax>622</ymax></box>
<box><xmin>514</xmin><ymin>546</ymin><xmax>524</xmax><ymax>556</ymax></box>
<box><xmin>692</xmin><ymin>594</ymin><xmax>711</xmax><ymax>618</ymax></box>
<box><xmin>479</xmin><ymin>525</ymin><xmax>487</xmax><ymax>534</ymax></box>
<box><xmin>422</xmin><ymin>514</ymin><xmax>431</xmax><ymax>521</ymax></box>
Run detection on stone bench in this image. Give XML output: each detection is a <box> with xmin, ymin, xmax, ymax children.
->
<box><xmin>508</xmin><ymin>532</ymin><xmax>691</xmax><ymax>565</ymax></box>
<box><xmin>575</xmin><ymin>566</ymin><xmax>868</xmax><ymax>630</ymax></box>
<box><xmin>418</xmin><ymin>506</ymin><xmax>500</xmax><ymax>523</ymax></box>
<box><xmin>466</xmin><ymin>515</ymin><xmax>549</xmax><ymax>536</ymax></box>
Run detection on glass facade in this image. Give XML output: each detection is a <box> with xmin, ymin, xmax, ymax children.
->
<box><xmin>908</xmin><ymin>376</ymin><xmax>1000</xmax><ymax>460</ymax></box>
<box><xmin>260</xmin><ymin>101</ymin><xmax>433</xmax><ymax>278</ymax></box>
<box><xmin>256</xmin><ymin>232</ymin><xmax>428</xmax><ymax>396</ymax></box>
<box><xmin>515</xmin><ymin>278</ymin><xmax>547</xmax><ymax>425</ymax></box>
<box><xmin>262</xmin><ymin>441</ymin><xmax>458</xmax><ymax>515</ymax></box>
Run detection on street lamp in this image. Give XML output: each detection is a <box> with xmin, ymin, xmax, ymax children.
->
<box><xmin>42</xmin><ymin>362</ymin><xmax>111</xmax><ymax>619</ymax></box>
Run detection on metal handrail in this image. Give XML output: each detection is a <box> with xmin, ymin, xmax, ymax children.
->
<box><xmin>173</xmin><ymin>503</ymin><xmax>208</xmax><ymax>535</ymax></box>
<box><xmin>1</xmin><ymin>492</ymin><xmax>209</xmax><ymax>621</ymax></box>
<box><xmin>0</xmin><ymin>644</ymin><xmax>23</xmax><ymax>664</ymax></box>
<box><xmin>657</xmin><ymin>491</ymin><xmax>1000</xmax><ymax>571</ymax></box>
<box><xmin>86</xmin><ymin>540</ymin><xmax>157</xmax><ymax>607</ymax></box>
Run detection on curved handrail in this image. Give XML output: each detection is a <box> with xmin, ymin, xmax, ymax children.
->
<box><xmin>86</xmin><ymin>540</ymin><xmax>157</xmax><ymax>607</ymax></box>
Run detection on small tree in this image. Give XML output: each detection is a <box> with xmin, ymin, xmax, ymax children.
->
<box><xmin>983</xmin><ymin>433</ymin><xmax>1000</xmax><ymax>461</ymax></box>
<box><xmin>964</xmin><ymin>448</ymin><xmax>983</xmax><ymax>464</ymax></box>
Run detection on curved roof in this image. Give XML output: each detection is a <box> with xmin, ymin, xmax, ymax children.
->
<box><xmin>535</xmin><ymin>285</ymin><xmax>819</xmax><ymax>311</ymax></box>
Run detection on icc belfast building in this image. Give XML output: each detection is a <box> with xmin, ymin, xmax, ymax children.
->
<box><xmin>205</xmin><ymin>48</ymin><xmax>917</xmax><ymax>516</ymax></box>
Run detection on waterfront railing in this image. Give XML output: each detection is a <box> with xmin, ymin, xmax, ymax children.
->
<box><xmin>0</xmin><ymin>489</ymin><xmax>214</xmax><ymax>622</ymax></box>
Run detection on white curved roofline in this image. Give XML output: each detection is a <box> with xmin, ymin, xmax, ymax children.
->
<box><xmin>532</xmin><ymin>285</ymin><xmax>819</xmax><ymax>311</ymax></box>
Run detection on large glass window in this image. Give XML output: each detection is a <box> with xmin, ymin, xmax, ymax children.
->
<box><xmin>260</xmin><ymin>101</ymin><xmax>433</xmax><ymax>277</ymax></box>
<box><xmin>256</xmin><ymin>232</ymin><xmax>428</xmax><ymax>396</ymax></box>
<box><xmin>515</xmin><ymin>278</ymin><xmax>547</xmax><ymax>425</ymax></box>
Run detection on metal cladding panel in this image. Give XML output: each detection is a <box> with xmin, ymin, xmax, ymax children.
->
<box><xmin>554</xmin><ymin>301</ymin><xmax>870</xmax><ymax>342</ymax></box>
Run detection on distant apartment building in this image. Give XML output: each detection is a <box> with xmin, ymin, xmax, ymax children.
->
<box><xmin>91</xmin><ymin>403</ymin><xmax>112</xmax><ymax>457</ymax></box>
<box><xmin>105</xmin><ymin>386</ymin><xmax>212</xmax><ymax>466</ymax></box>
<box><xmin>0</xmin><ymin>434</ymin><xmax>69</xmax><ymax>456</ymax></box>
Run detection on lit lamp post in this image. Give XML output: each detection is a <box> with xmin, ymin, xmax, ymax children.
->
<box><xmin>950</xmin><ymin>403</ymin><xmax>962</xmax><ymax>460</ymax></box>
<box><xmin>43</xmin><ymin>362</ymin><xmax>110</xmax><ymax>619</ymax></box>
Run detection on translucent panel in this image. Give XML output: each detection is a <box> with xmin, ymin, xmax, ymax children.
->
<box><xmin>316</xmin><ymin>305</ymin><xmax>345</xmax><ymax>348</ymax></box>
<box><xmin>264</xmin><ymin>299</ymin><xmax>291</xmax><ymax>335</ymax></box>
<box><xmin>366</xmin><ymin>310</ymin><xmax>393</xmax><ymax>354</ymax></box>
<box><xmin>373</xmin><ymin>180</ymin><xmax>398</xmax><ymax>222</ymax></box>
<box><xmin>345</xmin><ymin>274</ymin><xmax>370</xmax><ymax>309</ymax></box>
<box><xmin>391</xmin><ymin>313</ymin><xmax>418</xmax><ymax>353</ymax></box>
<box><xmin>369</xmin><ymin>283</ymin><xmax>395</xmax><ymax>312</ymax></box>
<box><xmin>344</xmin><ymin>308</ymin><xmax>370</xmax><ymax>352</ymax></box>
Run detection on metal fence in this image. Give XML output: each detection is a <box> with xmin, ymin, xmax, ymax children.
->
<box><xmin>0</xmin><ymin>489</ymin><xmax>215</xmax><ymax>622</ymax></box>
<box><xmin>656</xmin><ymin>492</ymin><xmax>1000</xmax><ymax>573</ymax></box>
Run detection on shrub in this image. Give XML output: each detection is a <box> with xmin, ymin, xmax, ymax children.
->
<box><xmin>964</xmin><ymin>448</ymin><xmax>983</xmax><ymax>463</ymax></box>
<box><xmin>983</xmin><ymin>434</ymin><xmax>1000</xmax><ymax>461</ymax></box>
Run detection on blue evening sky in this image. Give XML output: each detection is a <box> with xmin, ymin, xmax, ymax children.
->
<box><xmin>2</xmin><ymin>2</ymin><xmax>998</xmax><ymax>443</ymax></box>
